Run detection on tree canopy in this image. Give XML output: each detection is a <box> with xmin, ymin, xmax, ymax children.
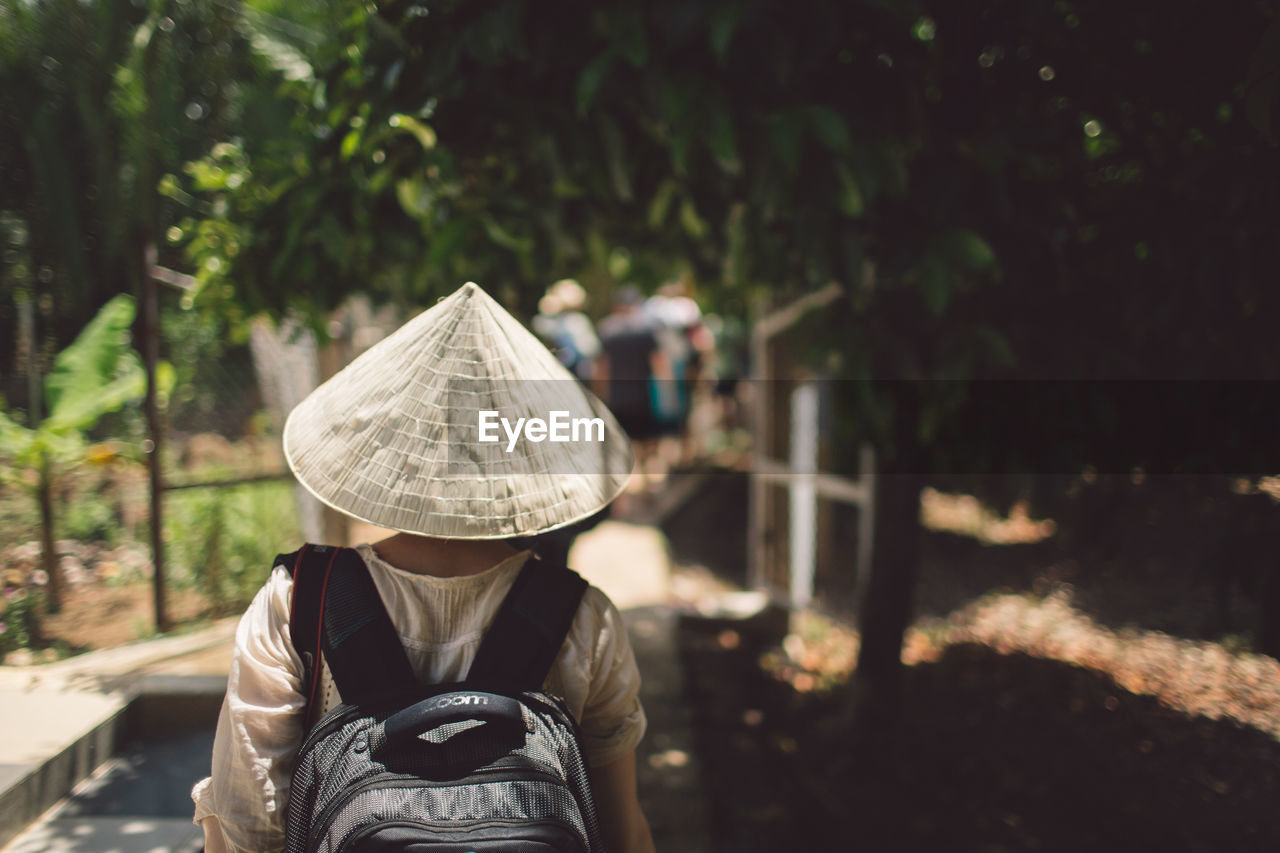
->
<box><xmin>0</xmin><ymin>0</ymin><xmax>344</xmax><ymax>404</ymax></box>
<box><xmin>175</xmin><ymin>0</ymin><xmax>1280</xmax><ymax>473</ymax></box>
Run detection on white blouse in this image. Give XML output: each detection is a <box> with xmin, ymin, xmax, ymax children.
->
<box><xmin>191</xmin><ymin>544</ymin><xmax>646</xmax><ymax>853</ymax></box>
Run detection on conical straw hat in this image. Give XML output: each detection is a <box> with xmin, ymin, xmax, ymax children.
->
<box><xmin>283</xmin><ymin>282</ymin><xmax>633</xmax><ymax>539</ymax></box>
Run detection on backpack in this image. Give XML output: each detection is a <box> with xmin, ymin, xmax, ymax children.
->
<box><xmin>277</xmin><ymin>544</ymin><xmax>606</xmax><ymax>853</ymax></box>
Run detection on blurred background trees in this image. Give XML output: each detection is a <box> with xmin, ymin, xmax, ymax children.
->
<box><xmin>0</xmin><ymin>0</ymin><xmax>343</xmax><ymax>407</ymax></box>
<box><xmin>8</xmin><ymin>0</ymin><xmax>1278</xmax><ymax>409</ymax></box>
<box><xmin>2</xmin><ymin>0</ymin><xmax>1279</xmax><ymax>700</ymax></box>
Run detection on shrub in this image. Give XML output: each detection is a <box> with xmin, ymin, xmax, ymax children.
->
<box><xmin>0</xmin><ymin>584</ymin><xmax>43</xmax><ymax>659</ymax></box>
<box><xmin>166</xmin><ymin>479</ymin><xmax>300</xmax><ymax>612</ymax></box>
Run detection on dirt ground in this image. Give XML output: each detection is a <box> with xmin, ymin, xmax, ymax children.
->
<box><xmin>21</xmin><ymin>580</ymin><xmax>213</xmax><ymax>661</ymax></box>
<box><xmin>663</xmin><ymin>473</ymin><xmax>1280</xmax><ymax>853</ymax></box>
<box><xmin>677</xmin><ymin>621</ymin><xmax>1280</xmax><ymax>852</ymax></box>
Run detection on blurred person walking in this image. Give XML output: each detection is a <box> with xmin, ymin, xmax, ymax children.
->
<box><xmin>532</xmin><ymin>278</ymin><xmax>601</xmax><ymax>383</ymax></box>
<box><xmin>595</xmin><ymin>285</ymin><xmax>671</xmax><ymax>498</ymax></box>
<box><xmin>645</xmin><ymin>280</ymin><xmax>713</xmax><ymax>467</ymax></box>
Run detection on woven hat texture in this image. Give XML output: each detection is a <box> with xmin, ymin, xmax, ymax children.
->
<box><xmin>283</xmin><ymin>282</ymin><xmax>633</xmax><ymax>539</ymax></box>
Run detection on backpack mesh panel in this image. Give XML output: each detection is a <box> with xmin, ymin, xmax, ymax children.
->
<box><xmin>317</xmin><ymin>780</ymin><xmax>585</xmax><ymax>853</ymax></box>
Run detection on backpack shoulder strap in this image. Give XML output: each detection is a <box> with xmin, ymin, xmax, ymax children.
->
<box><xmin>280</xmin><ymin>544</ymin><xmax>331</xmax><ymax>725</ymax></box>
<box><xmin>282</xmin><ymin>544</ymin><xmax>417</xmax><ymax>725</ymax></box>
<box><xmin>467</xmin><ymin>554</ymin><xmax>589</xmax><ymax>692</ymax></box>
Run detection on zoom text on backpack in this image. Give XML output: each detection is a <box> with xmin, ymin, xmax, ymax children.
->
<box><xmin>277</xmin><ymin>544</ymin><xmax>605</xmax><ymax>853</ymax></box>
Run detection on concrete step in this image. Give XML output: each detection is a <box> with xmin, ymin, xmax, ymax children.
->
<box><xmin>0</xmin><ymin>695</ymin><xmax>127</xmax><ymax>851</ymax></box>
<box><xmin>0</xmin><ymin>621</ymin><xmax>235</xmax><ymax>852</ymax></box>
<box><xmin>0</xmin><ymin>690</ymin><xmax>223</xmax><ymax>853</ymax></box>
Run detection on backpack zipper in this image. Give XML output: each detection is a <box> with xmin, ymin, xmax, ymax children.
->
<box><xmin>519</xmin><ymin>691</ymin><xmax>585</xmax><ymax>740</ymax></box>
<box><xmin>294</xmin><ymin>702</ymin><xmax>369</xmax><ymax>759</ymax></box>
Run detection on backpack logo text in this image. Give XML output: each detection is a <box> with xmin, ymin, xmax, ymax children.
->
<box><xmin>428</xmin><ymin>694</ymin><xmax>489</xmax><ymax>711</ymax></box>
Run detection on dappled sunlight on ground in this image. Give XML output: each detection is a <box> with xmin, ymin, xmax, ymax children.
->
<box><xmin>659</xmin><ymin>470</ymin><xmax>1280</xmax><ymax>849</ymax></box>
<box><xmin>679</xmin><ymin>599</ymin><xmax>1280</xmax><ymax>851</ymax></box>
<box><xmin>755</xmin><ymin>589</ymin><xmax>1280</xmax><ymax>742</ymax></box>
<box><xmin>920</xmin><ymin>487</ymin><xmax>1057</xmax><ymax>544</ymax></box>
<box><xmin>947</xmin><ymin>589</ymin><xmax>1280</xmax><ymax>739</ymax></box>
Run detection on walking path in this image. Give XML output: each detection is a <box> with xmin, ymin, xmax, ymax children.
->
<box><xmin>0</xmin><ymin>509</ymin><xmax>713</xmax><ymax>852</ymax></box>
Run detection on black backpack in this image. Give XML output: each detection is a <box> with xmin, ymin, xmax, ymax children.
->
<box><xmin>277</xmin><ymin>544</ymin><xmax>606</xmax><ymax>853</ymax></box>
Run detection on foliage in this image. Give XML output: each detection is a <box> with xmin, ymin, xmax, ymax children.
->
<box><xmin>165</xmin><ymin>479</ymin><xmax>300</xmax><ymax>612</ymax></box>
<box><xmin>0</xmin><ymin>582</ymin><xmax>44</xmax><ymax>659</ymax></box>
<box><xmin>0</xmin><ymin>295</ymin><xmax>147</xmax><ymax>469</ymax></box>
<box><xmin>170</xmin><ymin>0</ymin><xmax>1003</xmax><ymax>418</ymax></box>
<box><xmin>7</xmin><ymin>0</ymin><xmax>1280</xmax><ymax>470</ymax></box>
<box><xmin>160</xmin><ymin>298</ymin><xmax>260</xmax><ymax>435</ymax></box>
<box><xmin>0</xmin><ymin>481</ymin><xmax>39</xmax><ymax>555</ymax></box>
<box><xmin>0</xmin><ymin>0</ymin><xmax>341</xmax><ymax>396</ymax></box>
<box><xmin>177</xmin><ymin>0</ymin><xmax>1280</xmax><ymax>477</ymax></box>
<box><xmin>60</xmin><ymin>484</ymin><xmax>119</xmax><ymax>544</ymax></box>
<box><xmin>0</xmin><ymin>295</ymin><xmax>167</xmax><ymax>610</ymax></box>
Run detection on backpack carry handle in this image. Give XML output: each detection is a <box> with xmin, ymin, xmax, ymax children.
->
<box><xmin>380</xmin><ymin>691</ymin><xmax>529</xmax><ymax>751</ymax></box>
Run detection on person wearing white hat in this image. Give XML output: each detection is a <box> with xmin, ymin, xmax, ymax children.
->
<box><xmin>192</xmin><ymin>283</ymin><xmax>655</xmax><ymax>853</ymax></box>
<box><xmin>532</xmin><ymin>278</ymin><xmax>603</xmax><ymax>383</ymax></box>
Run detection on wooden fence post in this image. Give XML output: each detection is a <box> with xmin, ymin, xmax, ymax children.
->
<box><xmin>788</xmin><ymin>381</ymin><xmax>819</xmax><ymax>610</ymax></box>
<box><xmin>142</xmin><ymin>241</ymin><xmax>168</xmax><ymax>633</ymax></box>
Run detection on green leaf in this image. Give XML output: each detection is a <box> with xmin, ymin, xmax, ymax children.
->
<box><xmin>669</xmin><ymin>131</ymin><xmax>693</xmax><ymax>176</ymax></box>
<box><xmin>552</xmin><ymin>177</ymin><xmax>585</xmax><ymax>198</ymax></box>
<box><xmin>242</xmin><ymin>18</ymin><xmax>316</xmax><ymax>82</ymax></box>
<box><xmin>767</xmin><ymin>112</ymin><xmax>803</xmax><ymax>173</ymax></box>
<box><xmin>340</xmin><ymin>128</ymin><xmax>362</xmax><ymax>161</ymax></box>
<box><xmin>709</xmin><ymin>5</ymin><xmax>741</xmax><ymax>63</ymax></box>
<box><xmin>916</xmin><ymin>256</ymin><xmax>951</xmax><ymax>317</ymax></box>
<box><xmin>836</xmin><ymin>163</ymin><xmax>865</xmax><ymax>217</ymax></box>
<box><xmin>481</xmin><ymin>215</ymin><xmax>533</xmax><ymax>253</ymax></box>
<box><xmin>936</xmin><ymin>228</ymin><xmax>998</xmax><ymax>273</ymax></box>
<box><xmin>576</xmin><ymin>51</ymin><xmax>614</xmax><ymax>117</ymax></box>
<box><xmin>806</xmin><ymin>105</ymin><xmax>852</xmax><ymax>154</ymax></box>
<box><xmin>39</xmin><ymin>427</ymin><xmax>89</xmax><ymax>466</ymax></box>
<box><xmin>154</xmin><ymin>360</ymin><xmax>177</xmax><ymax>410</ymax></box>
<box><xmin>387</xmin><ymin>114</ymin><xmax>437</xmax><ymax>149</ymax></box>
<box><xmin>44</xmin><ymin>295</ymin><xmax>138</xmax><ymax>421</ymax></box>
<box><xmin>44</xmin><ymin>358</ymin><xmax>146</xmax><ymax>435</ymax></box>
<box><xmin>396</xmin><ymin>178</ymin><xmax>431</xmax><ymax>220</ymax></box>
<box><xmin>0</xmin><ymin>409</ymin><xmax>35</xmax><ymax>459</ymax></box>
<box><xmin>974</xmin><ymin>327</ymin><xmax>1017</xmax><ymax>370</ymax></box>
<box><xmin>597</xmin><ymin>115</ymin><xmax>633</xmax><ymax>200</ymax></box>
<box><xmin>678</xmin><ymin>198</ymin><xmax>707</xmax><ymax>239</ymax></box>
<box><xmin>648</xmin><ymin>179</ymin><xmax>680</xmax><ymax>229</ymax></box>
<box><xmin>722</xmin><ymin>202</ymin><xmax>748</xmax><ymax>286</ymax></box>
<box><xmin>616</xmin><ymin>10</ymin><xmax>648</xmax><ymax>66</ymax></box>
<box><xmin>708</xmin><ymin>96</ymin><xmax>740</xmax><ymax>172</ymax></box>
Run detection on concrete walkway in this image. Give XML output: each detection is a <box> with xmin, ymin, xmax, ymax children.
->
<box><xmin>0</xmin><ymin>515</ymin><xmax>712</xmax><ymax>852</ymax></box>
<box><xmin>0</xmin><ymin>620</ymin><xmax>237</xmax><ymax>853</ymax></box>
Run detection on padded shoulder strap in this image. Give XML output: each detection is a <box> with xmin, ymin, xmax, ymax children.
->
<box><xmin>467</xmin><ymin>555</ymin><xmax>588</xmax><ymax>692</ymax></box>
<box><xmin>280</xmin><ymin>544</ymin><xmax>333</xmax><ymax>727</ymax></box>
<box><xmin>318</xmin><ymin>546</ymin><xmax>418</xmax><ymax>705</ymax></box>
<box><xmin>283</xmin><ymin>545</ymin><xmax>417</xmax><ymax>723</ymax></box>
